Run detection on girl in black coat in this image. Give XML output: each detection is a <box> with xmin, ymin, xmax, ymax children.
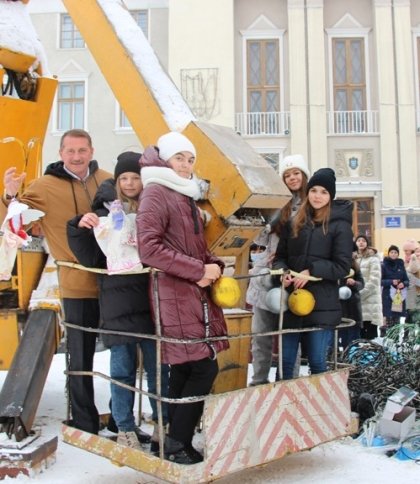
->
<box><xmin>273</xmin><ymin>168</ymin><xmax>354</xmax><ymax>379</ymax></box>
<box><xmin>67</xmin><ymin>152</ymin><xmax>169</xmax><ymax>450</ymax></box>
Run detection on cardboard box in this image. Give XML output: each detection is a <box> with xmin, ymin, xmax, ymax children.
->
<box><xmin>378</xmin><ymin>386</ymin><xmax>418</xmax><ymax>440</ymax></box>
<box><xmin>378</xmin><ymin>406</ymin><xmax>416</xmax><ymax>440</ymax></box>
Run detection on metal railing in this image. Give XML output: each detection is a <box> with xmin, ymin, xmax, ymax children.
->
<box><xmin>235</xmin><ymin>111</ymin><xmax>290</xmax><ymax>136</ymax></box>
<box><xmin>327</xmin><ymin>110</ymin><xmax>379</xmax><ymax>135</ymax></box>
<box><xmin>57</xmin><ymin>262</ymin><xmax>354</xmax><ymax>461</ymax></box>
<box><xmin>236</xmin><ymin>110</ymin><xmax>379</xmax><ymax>136</ymax></box>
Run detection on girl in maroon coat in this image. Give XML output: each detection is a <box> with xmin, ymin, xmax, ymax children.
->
<box><xmin>136</xmin><ymin>131</ymin><xmax>228</xmax><ymax>464</ymax></box>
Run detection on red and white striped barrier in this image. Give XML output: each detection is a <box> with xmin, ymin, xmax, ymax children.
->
<box><xmin>62</xmin><ymin>368</ymin><xmax>351</xmax><ymax>483</ymax></box>
<box><xmin>203</xmin><ymin>368</ymin><xmax>351</xmax><ymax>480</ymax></box>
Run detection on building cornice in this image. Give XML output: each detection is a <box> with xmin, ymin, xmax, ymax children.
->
<box><xmin>336</xmin><ymin>181</ymin><xmax>382</xmax><ymax>192</ymax></box>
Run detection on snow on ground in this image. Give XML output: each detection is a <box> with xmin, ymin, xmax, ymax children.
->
<box><xmin>0</xmin><ymin>351</ymin><xmax>418</xmax><ymax>484</ymax></box>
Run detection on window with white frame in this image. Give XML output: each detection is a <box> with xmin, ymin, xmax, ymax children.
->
<box><xmin>242</xmin><ymin>37</ymin><xmax>282</xmax><ymax>136</ymax></box>
<box><xmin>131</xmin><ymin>10</ymin><xmax>148</xmax><ymax>38</ymax></box>
<box><xmin>60</xmin><ymin>14</ymin><xmax>84</xmax><ymax>49</ymax></box>
<box><xmin>247</xmin><ymin>39</ymin><xmax>280</xmax><ymax>113</ymax></box>
<box><xmin>327</xmin><ymin>18</ymin><xmax>374</xmax><ymax>135</ymax></box>
<box><xmin>332</xmin><ymin>37</ymin><xmax>366</xmax><ymax>133</ymax></box>
<box><xmin>119</xmin><ymin>110</ymin><xmax>131</xmax><ymax>129</ymax></box>
<box><xmin>57</xmin><ymin>81</ymin><xmax>85</xmax><ymax>131</ymax></box>
<box><xmin>116</xmin><ymin>10</ymin><xmax>149</xmax><ymax>129</ymax></box>
<box><xmin>246</xmin><ymin>39</ymin><xmax>280</xmax><ymax>135</ymax></box>
<box><xmin>239</xmin><ymin>20</ymin><xmax>286</xmax><ymax>137</ymax></box>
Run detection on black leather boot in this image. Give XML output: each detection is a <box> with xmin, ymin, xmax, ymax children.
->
<box><xmin>134</xmin><ymin>426</ymin><xmax>151</xmax><ymax>444</ymax></box>
<box><xmin>164</xmin><ymin>436</ymin><xmax>203</xmax><ymax>465</ymax></box>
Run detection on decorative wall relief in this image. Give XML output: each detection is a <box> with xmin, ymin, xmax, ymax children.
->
<box><xmin>180</xmin><ymin>68</ymin><xmax>219</xmax><ymax>121</ymax></box>
<box><xmin>334</xmin><ymin>149</ymin><xmax>374</xmax><ymax>178</ymax></box>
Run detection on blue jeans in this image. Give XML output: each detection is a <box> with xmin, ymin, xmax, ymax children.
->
<box><xmin>281</xmin><ymin>329</ymin><xmax>333</xmax><ymax>380</ymax></box>
<box><xmin>140</xmin><ymin>338</ymin><xmax>169</xmax><ymax>424</ymax></box>
<box><xmin>110</xmin><ymin>340</ymin><xmax>169</xmax><ymax>431</ymax></box>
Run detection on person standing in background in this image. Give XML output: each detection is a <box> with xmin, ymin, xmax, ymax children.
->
<box><xmin>403</xmin><ymin>241</ymin><xmax>420</xmax><ymax>326</ymax></box>
<box><xmin>402</xmin><ymin>239</ymin><xmax>417</xmax><ymax>268</ymax></box>
<box><xmin>381</xmin><ymin>245</ymin><xmax>409</xmax><ymax>336</ymax></box>
<box><xmin>401</xmin><ymin>239</ymin><xmax>420</xmax><ymax>326</ymax></box>
<box><xmin>354</xmin><ymin>235</ymin><xmax>383</xmax><ymax>340</ymax></box>
<box><xmin>248</xmin><ymin>243</ymin><xmax>266</xmax><ymax>270</ymax></box>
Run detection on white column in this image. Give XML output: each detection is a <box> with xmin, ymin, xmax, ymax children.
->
<box><xmin>306</xmin><ymin>0</ymin><xmax>327</xmax><ymax>171</ymax></box>
<box><xmin>393</xmin><ymin>0</ymin><xmax>419</xmax><ymax>205</ymax></box>
<box><xmin>373</xmin><ymin>0</ymin><xmax>400</xmax><ymax>207</ymax></box>
<box><xmin>287</xmin><ymin>0</ymin><xmax>309</xmax><ymax>160</ymax></box>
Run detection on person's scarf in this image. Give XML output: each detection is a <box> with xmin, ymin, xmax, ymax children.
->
<box><xmin>141</xmin><ymin>166</ymin><xmax>201</xmax><ymax>200</ymax></box>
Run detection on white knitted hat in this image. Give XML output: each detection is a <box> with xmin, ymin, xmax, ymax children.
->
<box><xmin>157</xmin><ymin>132</ymin><xmax>196</xmax><ymax>161</ymax></box>
<box><xmin>279</xmin><ymin>154</ymin><xmax>309</xmax><ymax>180</ymax></box>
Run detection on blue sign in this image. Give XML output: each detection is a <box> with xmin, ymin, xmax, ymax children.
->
<box><xmin>385</xmin><ymin>216</ymin><xmax>401</xmax><ymax>228</ymax></box>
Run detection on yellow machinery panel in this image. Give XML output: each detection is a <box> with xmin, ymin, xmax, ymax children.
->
<box><xmin>0</xmin><ymin>60</ymin><xmax>56</xmax><ymax>370</ymax></box>
<box><xmin>185</xmin><ymin>122</ymin><xmax>289</xmax><ymax>218</ymax></box>
<box><xmin>0</xmin><ymin>37</ymin><xmax>57</xmax><ymax>369</ymax></box>
<box><xmin>0</xmin><ymin>48</ymin><xmax>37</xmax><ymax>74</ymax></box>
<box><xmin>0</xmin><ymin>248</ymin><xmax>46</xmax><ymax>370</ymax></box>
<box><xmin>0</xmin><ymin>310</ymin><xmax>19</xmax><ymax>370</ymax></box>
<box><xmin>0</xmin><ymin>76</ymin><xmax>57</xmax><ymax>195</ymax></box>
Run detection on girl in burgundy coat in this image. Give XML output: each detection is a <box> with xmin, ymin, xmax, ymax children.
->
<box><xmin>136</xmin><ymin>131</ymin><xmax>228</xmax><ymax>464</ymax></box>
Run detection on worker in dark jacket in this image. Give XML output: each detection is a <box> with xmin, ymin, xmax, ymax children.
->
<box><xmin>67</xmin><ymin>152</ymin><xmax>169</xmax><ymax>450</ymax></box>
<box><xmin>273</xmin><ymin>168</ymin><xmax>353</xmax><ymax>379</ymax></box>
<box><xmin>136</xmin><ymin>131</ymin><xmax>229</xmax><ymax>465</ymax></box>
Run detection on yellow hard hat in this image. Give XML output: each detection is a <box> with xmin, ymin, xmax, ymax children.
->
<box><xmin>288</xmin><ymin>289</ymin><xmax>315</xmax><ymax>316</ymax></box>
<box><xmin>211</xmin><ymin>276</ymin><xmax>241</xmax><ymax>308</ymax></box>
